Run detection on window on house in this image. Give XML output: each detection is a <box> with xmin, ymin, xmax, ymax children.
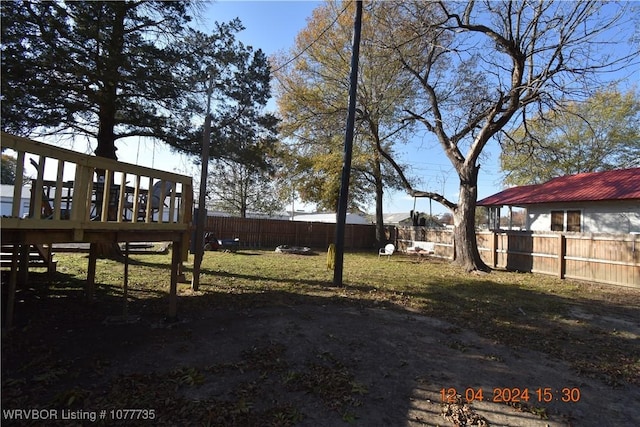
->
<box><xmin>566</xmin><ymin>210</ymin><xmax>581</xmax><ymax>232</ymax></box>
<box><xmin>551</xmin><ymin>210</ymin><xmax>564</xmax><ymax>231</ymax></box>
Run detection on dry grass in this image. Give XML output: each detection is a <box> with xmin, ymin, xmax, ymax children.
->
<box><xmin>24</xmin><ymin>249</ymin><xmax>640</xmax><ymax>386</ymax></box>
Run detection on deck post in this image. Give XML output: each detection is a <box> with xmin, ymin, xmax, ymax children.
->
<box><xmin>176</xmin><ymin>261</ymin><xmax>186</xmax><ymax>283</ymax></box>
<box><xmin>18</xmin><ymin>244</ymin><xmax>29</xmax><ymax>285</ymax></box>
<box><xmin>87</xmin><ymin>244</ymin><xmax>98</xmax><ymax>300</ymax></box>
<box><xmin>123</xmin><ymin>242</ymin><xmax>129</xmax><ymax>316</ymax></box>
<box><xmin>168</xmin><ymin>240</ymin><xmax>180</xmax><ymax>320</ymax></box>
<box><xmin>5</xmin><ymin>245</ymin><xmax>20</xmax><ymax>328</ymax></box>
<box><xmin>45</xmin><ymin>244</ymin><xmax>56</xmax><ymax>275</ymax></box>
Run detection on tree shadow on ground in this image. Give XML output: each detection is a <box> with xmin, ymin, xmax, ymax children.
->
<box><xmin>2</xmin><ymin>265</ymin><xmax>639</xmax><ymax>426</ymax></box>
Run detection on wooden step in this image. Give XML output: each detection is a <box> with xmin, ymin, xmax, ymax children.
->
<box><xmin>0</xmin><ymin>245</ymin><xmax>57</xmax><ymax>272</ymax></box>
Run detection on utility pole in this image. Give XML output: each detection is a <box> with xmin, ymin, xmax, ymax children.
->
<box><xmin>333</xmin><ymin>0</ymin><xmax>363</xmax><ymax>286</ymax></box>
<box><xmin>191</xmin><ymin>74</ymin><xmax>215</xmax><ymax>291</ymax></box>
<box><xmin>191</xmin><ymin>113</ymin><xmax>210</xmax><ymax>291</ymax></box>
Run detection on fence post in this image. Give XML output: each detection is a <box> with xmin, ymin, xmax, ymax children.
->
<box><xmin>451</xmin><ymin>230</ymin><xmax>456</xmax><ymax>260</ymax></box>
<box><xmin>558</xmin><ymin>234</ymin><xmax>566</xmax><ymax>279</ymax></box>
<box><xmin>492</xmin><ymin>232</ymin><xmax>498</xmax><ymax>268</ymax></box>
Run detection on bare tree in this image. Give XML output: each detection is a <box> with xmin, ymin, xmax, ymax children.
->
<box><xmin>206</xmin><ymin>158</ymin><xmax>287</xmax><ymax>218</ymax></box>
<box><xmin>375</xmin><ymin>0</ymin><xmax>637</xmax><ymax>271</ymax></box>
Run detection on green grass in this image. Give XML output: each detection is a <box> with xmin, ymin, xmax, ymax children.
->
<box><xmin>38</xmin><ymin>249</ymin><xmax>640</xmax><ymax>386</ymax></box>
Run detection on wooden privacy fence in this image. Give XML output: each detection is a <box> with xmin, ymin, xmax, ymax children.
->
<box><xmin>396</xmin><ymin>227</ymin><xmax>639</xmax><ymax>288</ymax></box>
<box><xmin>200</xmin><ymin>219</ymin><xmax>639</xmax><ymax>287</ymax></box>
<box><xmin>485</xmin><ymin>231</ymin><xmax>639</xmax><ymax>287</ymax></box>
<box><xmin>204</xmin><ymin>216</ymin><xmax>377</xmax><ymax>250</ymax></box>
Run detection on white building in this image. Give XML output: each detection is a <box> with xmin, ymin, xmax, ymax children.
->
<box><xmin>1</xmin><ymin>184</ymin><xmax>31</xmax><ymax>218</ymax></box>
<box><xmin>291</xmin><ymin>212</ymin><xmax>369</xmax><ymax>224</ymax></box>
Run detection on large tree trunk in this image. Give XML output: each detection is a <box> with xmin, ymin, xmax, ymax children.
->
<box><xmin>373</xmin><ymin>152</ymin><xmax>386</xmax><ymax>244</ymax></box>
<box><xmin>92</xmin><ymin>3</ymin><xmax>126</xmax><ymax>261</ymax></box>
<box><xmin>92</xmin><ymin>104</ymin><xmax>124</xmax><ymax>260</ymax></box>
<box><xmin>452</xmin><ymin>164</ymin><xmax>489</xmax><ymax>272</ymax></box>
<box><xmin>374</xmin><ymin>189</ymin><xmax>385</xmax><ymax>244</ymax></box>
<box><xmin>241</xmin><ymin>200</ymin><xmax>247</xmax><ymax>218</ymax></box>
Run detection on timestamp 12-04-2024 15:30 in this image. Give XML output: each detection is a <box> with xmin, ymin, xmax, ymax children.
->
<box><xmin>441</xmin><ymin>387</ymin><xmax>581</xmax><ymax>404</ymax></box>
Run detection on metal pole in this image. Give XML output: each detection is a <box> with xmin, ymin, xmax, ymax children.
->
<box><xmin>333</xmin><ymin>0</ymin><xmax>363</xmax><ymax>286</ymax></box>
<box><xmin>191</xmin><ymin>113</ymin><xmax>211</xmax><ymax>291</ymax></box>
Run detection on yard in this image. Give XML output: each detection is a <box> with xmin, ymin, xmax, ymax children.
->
<box><xmin>2</xmin><ymin>248</ymin><xmax>639</xmax><ymax>426</ymax></box>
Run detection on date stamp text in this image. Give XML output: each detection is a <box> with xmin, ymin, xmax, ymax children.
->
<box><xmin>440</xmin><ymin>387</ymin><xmax>581</xmax><ymax>404</ymax></box>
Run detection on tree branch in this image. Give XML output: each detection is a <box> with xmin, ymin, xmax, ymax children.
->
<box><xmin>410</xmin><ymin>189</ymin><xmax>457</xmax><ymax>211</ymax></box>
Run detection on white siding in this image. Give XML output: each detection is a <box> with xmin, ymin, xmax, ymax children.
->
<box><xmin>1</xmin><ymin>184</ymin><xmax>31</xmax><ymax>218</ymax></box>
<box><xmin>291</xmin><ymin>213</ymin><xmax>369</xmax><ymax>224</ymax></box>
<box><xmin>526</xmin><ymin>201</ymin><xmax>640</xmax><ymax>233</ymax></box>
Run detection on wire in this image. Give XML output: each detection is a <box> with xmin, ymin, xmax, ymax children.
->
<box><xmin>271</xmin><ymin>2</ymin><xmax>352</xmax><ymax>73</ymax></box>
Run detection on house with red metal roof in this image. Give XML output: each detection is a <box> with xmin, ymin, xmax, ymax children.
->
<box><xmin>477</xmin><ymin>168</ymin><xmax>640</xmax><ymax>234</ymax></box>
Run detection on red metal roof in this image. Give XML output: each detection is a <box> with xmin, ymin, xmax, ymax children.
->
<box><xmin>477</xmin><ymin>168</ymin><xmax>640</xmax><ymax>206</ymax></box>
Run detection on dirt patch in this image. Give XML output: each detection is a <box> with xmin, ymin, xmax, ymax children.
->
<box><xmin>2</xmin><ymin>290</ymin><xmax>639</xmax><ymax>426</ymax></box>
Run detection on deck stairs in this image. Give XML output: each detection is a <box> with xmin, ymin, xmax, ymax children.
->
<box><xmin>0</xmin><ymin>244</ymin><xmax>57</xmax><ymax>274</ymax></box>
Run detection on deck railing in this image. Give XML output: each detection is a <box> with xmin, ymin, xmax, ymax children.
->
<box><xmin>1</xmin><ymin>132</ymin><xmax>193</xmax><ymax>242</ymax></box>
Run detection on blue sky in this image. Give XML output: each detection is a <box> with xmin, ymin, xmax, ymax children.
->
<box><xmin>195</xmin><ymin>0</ymin><xmax>498</xmax><ymax>215</ymax></box>
<box><xmin>114</xmin><ymin>1</ymin><xmax>638</xmax><ymax>217</ymax></box>
<box><xmin>201</xmin><ymin>1</ymin><xmax>322</xmax><ymax>54</ymax></box>
<box><xmin>198</xmin><ymin>1</ymin><xmax>504</xmax><ymax>215</ymax></box>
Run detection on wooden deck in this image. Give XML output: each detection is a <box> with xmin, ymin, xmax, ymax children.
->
<box><xmin>1</xmin><ymin>132</ymin><xmax>194</xmax><ymax>327</ymax></box>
